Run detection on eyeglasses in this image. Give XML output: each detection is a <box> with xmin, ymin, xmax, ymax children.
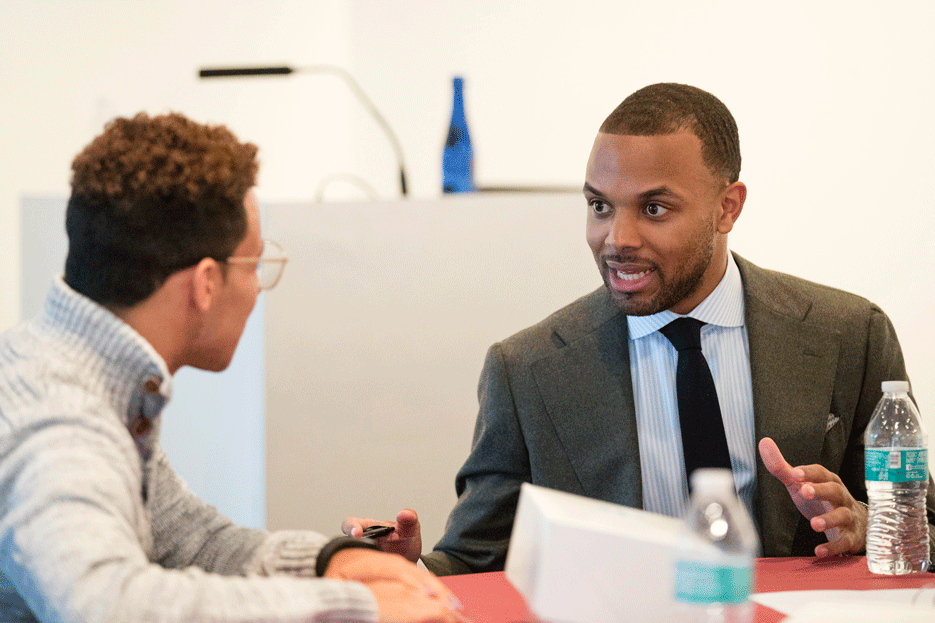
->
<box><xmin>224</xmin><ymin>239</ymin><xmax>288</xmax><ymax>290</ymax></box>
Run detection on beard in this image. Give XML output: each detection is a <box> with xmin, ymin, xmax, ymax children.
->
<box><xmin>604</xmin><ymin>220</ymin><xmax>718</xmax><ymax>316</ymax></box>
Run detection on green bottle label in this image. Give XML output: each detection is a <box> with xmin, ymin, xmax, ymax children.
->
<box><xmin>674</xmin><ymin>561</ymin><xmax>752</xmax><ymax>605</ymax></box>
<box><xmin>865</xmin><ymin>448</ymin><xmax>928</xmax><ymax>482</ymax></box>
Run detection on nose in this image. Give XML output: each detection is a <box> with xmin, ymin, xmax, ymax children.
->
<box><xmin>605</xmin><ymin>209</ymin><xmax>642</xmax><ymax>250</ymax></box>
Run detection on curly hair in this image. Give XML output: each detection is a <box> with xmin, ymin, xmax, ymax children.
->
<box><xmin>65</xmin><ymin>112</ymin><xmax>259</xmax><ymax>306</ymax></box>
<box><xmin>600</xmin><ymin>83</ymin><xmax>741</xmax><ymax>184</ymax></box>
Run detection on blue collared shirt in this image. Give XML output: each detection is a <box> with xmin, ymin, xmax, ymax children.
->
<box><xmin>626</xmin><ymin>253</ymin><xmax>756</xmax><ymax>520</ymax></box>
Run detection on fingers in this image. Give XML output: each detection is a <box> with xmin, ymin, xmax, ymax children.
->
<box><xmin>342</xmin><ymin>518</ymin><xmax>394</xmax><ymax>539</ymax></box>
<box><xmin>367</xmin><ymin>580</ymin><xmax>470</xmax><ymax>623</ymax></box>
<box><xmin>402</xmin><ymin>573</ymin><xmax>467</xmax><ymax>623</ymax></box>
<box><xmin>342</xmin><ymin>516</ymin><xmax>400</xmax><ymax>539</ymax></box>
<box><xmin>421</xmin><ymin>572</ymin><xmax>462</xmax><ymax>610</ymax></box>
<box><xmin>814</xmin><ymin>520</ymin><xmax>860</xmax><ymax>558</ymax></box>
<box><xmin>760</xmin><ymin>437</ymin><xmax>860</xmax><ymax>553</ymax></box>
<box><xmin>341</xmin><ymin>517</ymin><xmax>365</xmax><ymax>538</ymax></box>
<box><xmin>344</xmin><ymin>510</ymin><xmax>420</xmax><ymax>540</ymax></box>
<box><xmin>796</xmin><ymin>477</ymin><xmax>859</xmax><ymax>552</ymax></box>
<box><xmin>338</xmin><ymin>514</ymin><xmax>424</xmax><ymax>563</ymax></box>
<box><xmin>797</xmin><ymin>477</ymin><xmax>847</xmax><ymax>507</ymax></box>
<box><xmin>809</xmin><ymin>498</ymin><xmax>865</xmax><ymax>556</ymax></box>
<box><xmin>758</xmin><ymin>437</ymin><xmax>804</xmax><ymax>485</ymax></box>
<box><xmin>326</xmin><ymin>550</ymin><xmax>468</xmax><ymax>622</ymax></box>
<box><xmin>809</xmin><ymin>504</ymin><xmax>842</xmax><ymax>533</ymax></box>
<box><xmin>796</xmin><ymin>461</ymin><xmax>844</xmax><ymax>484</ymax></box>
<box><xmin>800</xmin><ymin>490</ymin><xmax>861</xmax><ymax>556</ymax></box>
<box><xmin>815</xmin><ymin>533</ymin><xmax>856</xmax><ymax>558</ymax></box>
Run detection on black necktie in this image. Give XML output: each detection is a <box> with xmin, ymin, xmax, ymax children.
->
<box><xmin>659</xmin><ymin>318</ymin><xmax>732</xmax><ymax>485</ymax></box>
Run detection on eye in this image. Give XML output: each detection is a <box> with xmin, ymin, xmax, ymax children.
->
<box><xmin>644</xmin><ymin>202</ymin><xmax>669</xmax><ymax>217</ymax></box>
<box><xmin>588</xmin><ymin>198</ymin><xmax>612</xmax><ymax>216</ymax></box>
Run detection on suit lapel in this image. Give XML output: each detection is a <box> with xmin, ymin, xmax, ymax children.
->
<box><xmin>529</xmin><ymin>289</ymin><xmax>643</xmax><ymax>508</ymax></box>
<box><xmin>737</xmin><ymin>255</ymin><xmax>841</xmax><ymax>555</ymax></box>
<box><xmin>521</xmin><ymin>258</ymin><xmax>842</xmax><ymax>556</ymax></box>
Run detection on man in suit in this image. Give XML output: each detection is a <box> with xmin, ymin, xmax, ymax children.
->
<box><xmin>344</xmin><ymin>83</ymin><xmax>935</xmax><ymax>574</ymax></box>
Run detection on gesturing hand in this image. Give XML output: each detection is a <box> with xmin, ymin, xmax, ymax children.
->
<box><xmin>758</xmin><ymin>437</ymin><xmax>867</xmax><ymax>557</ymax></box>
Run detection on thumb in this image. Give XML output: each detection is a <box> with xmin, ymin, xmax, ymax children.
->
<box><xmin>395</xmin><ymin>508</ymin><xmax>420</xmax><ymax>537</ymax></box>
<box><xmin>758</xmin><ymin>437</ymin><xmax>803</xmax><ymax>485</ymax></box>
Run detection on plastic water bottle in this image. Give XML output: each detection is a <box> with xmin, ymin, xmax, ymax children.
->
<box><xmin>864</xmin><ymin>380</ymin><xmax>930</xmax><ymax>574</ymax></box>
<box><xmin>672</xmin><ymin>468</ymin><xmax>759</xmax><ymax>623</ymax></box>
<box><xmin>442</xmin><ymin>76</ymin><xmax>476</xmax><ymax>193</ymax></box>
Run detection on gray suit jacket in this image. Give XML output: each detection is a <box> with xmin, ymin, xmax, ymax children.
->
<box><xmin>423</xmin><ymin>254</ymin><xmax>935</xmax><ymax>575</ymax></box>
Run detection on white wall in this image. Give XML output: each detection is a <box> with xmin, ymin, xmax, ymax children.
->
<box><xmin>2</xmin><ymin>0</ymin><xmax>356</xmax><ymax>324</ymax></box>
<box><xmin>4</xmin><ymin>1</ymin><xmax>934</xmax><ymax>537</ymax></box>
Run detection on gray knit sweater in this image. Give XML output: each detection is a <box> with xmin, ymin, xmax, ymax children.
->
<box><xmin>0</xmin><ymin>278</ymin><xmax>378</xmax><ymax>622</ymax></box>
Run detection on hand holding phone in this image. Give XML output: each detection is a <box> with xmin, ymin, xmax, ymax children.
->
<box><xmin>360</xmin><ymin>525</ymin><xmax>396</xmax><ymax>539</ymax></box>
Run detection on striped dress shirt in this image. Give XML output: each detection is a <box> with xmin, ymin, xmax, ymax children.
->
<box><xmin>626</xmin><ymin>253</ymin><xmax>756</xmax><ymax>521</ymax></box>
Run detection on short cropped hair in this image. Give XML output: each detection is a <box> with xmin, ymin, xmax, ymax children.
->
<box><xmin>600</xmin><ymin>83</ymin><xmax>741</xmax><ymax>184</ymax></box>
<box><xmin>65</xmin><ymin>112</ymin><xmax>259</xmax><ymax>306</ymax></box>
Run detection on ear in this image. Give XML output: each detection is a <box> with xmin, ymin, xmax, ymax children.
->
<box><xmin>190</xmin><ymin>257</ymin><xmax>222</xmax><ymax>313</ymax></box>
<box><xmin>716</xmin><ymin>181</ymin><xmax>746</xmax><ymax>234</ymax></box>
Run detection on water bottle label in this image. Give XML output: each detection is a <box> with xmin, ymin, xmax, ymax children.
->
<box><xmin>865</xmin><ymin>448</ymin><xmax>928</xmax><ymax>482</ymax></box>
<box><xmin>673</xmin><ymin>561</ymin><xmax>752</xmax><ymax>605</ymax></box>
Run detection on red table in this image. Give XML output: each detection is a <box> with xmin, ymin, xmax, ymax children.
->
<box><xmin>439</xmin><ymin>557</ymin><xmax>935</xmax><ymax>622</ymax></box>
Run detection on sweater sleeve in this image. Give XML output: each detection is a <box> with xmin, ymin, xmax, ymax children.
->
<box><xmin>0</xmin><ymin>416</ymin><xmax>378</xmax><ymax>623</ymax></box>
<box><xmin>146</xmin><ymin>445</ymin><xmax>347</xmax><ymax>582</ymax></box>
<box><xmin>146</xmin><ymin>444</ymin><xmax>271</xmax><ymax>575</ymax></box>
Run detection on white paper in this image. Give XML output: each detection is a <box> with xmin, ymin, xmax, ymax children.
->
<box><xmin>752</xmin><ymin>588</ymin><xmax>935</xmax><ymax>621</ymax></box>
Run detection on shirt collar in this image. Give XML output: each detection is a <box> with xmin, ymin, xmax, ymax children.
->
<box><xmin>627</xmin><ymin>252</ymin><xmax>745</xmax><ymax>340</ymax></box>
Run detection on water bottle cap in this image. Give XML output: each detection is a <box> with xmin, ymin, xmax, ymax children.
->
<box><xmin>881</xmin><ymin>380</ymin><xmax>909</xmax><ymax>394</ymax></box>
<box><xmin>689</xmin><ymin>468</ymin><xmax>734</xmax><ymax>493</ymax></box>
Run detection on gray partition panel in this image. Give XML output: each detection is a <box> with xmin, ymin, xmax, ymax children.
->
<box><xmin>20</xmin><ymin>196</ymin><xmax>69</xmax><ymax>319</ymax></box>
<box><xmin>262</xmin><ymin>193</ymin><xmax>598</xmax><ymax>546</ymax></box>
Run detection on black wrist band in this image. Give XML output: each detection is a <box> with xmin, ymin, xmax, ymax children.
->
<box><xmin>315</xmin><ymin>536</ymin><xmax>380</xmax><ymax>577</ymax></box>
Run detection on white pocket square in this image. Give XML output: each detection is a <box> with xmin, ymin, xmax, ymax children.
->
<box><xmin>826</xmin><ymin>413</ymin><xmax>840</xmax><ymax>432</ymax></box>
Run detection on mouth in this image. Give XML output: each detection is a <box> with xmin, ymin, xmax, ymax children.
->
<box><xmin>605</xmin><ymin>260</ymin><xmax>656</xmax><ymax>294</ymax></box>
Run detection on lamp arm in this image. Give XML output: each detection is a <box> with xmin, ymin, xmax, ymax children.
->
<box><xmin>295</xmin><ymin>65</ymin><xmax>408</xmax><ymax>196</ymax></box>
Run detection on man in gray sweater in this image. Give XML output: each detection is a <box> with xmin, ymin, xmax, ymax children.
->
<box><xmin>0</xmin><ymin>112</ymin><xmax>465</xmax><ymax>622</ymax></box>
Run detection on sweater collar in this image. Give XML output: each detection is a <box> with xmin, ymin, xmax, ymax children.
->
<box><xmin>38</xmin><ymin>277</ymin><xmax>173</xmax><ymax>426</ymax></box>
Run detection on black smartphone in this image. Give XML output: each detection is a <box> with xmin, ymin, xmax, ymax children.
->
<box><xmin>361</xmin><ymin>525</ymin><xmax>395</xmax><ymax>539</ymax></box>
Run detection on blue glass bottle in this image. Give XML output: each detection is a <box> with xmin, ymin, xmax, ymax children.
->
<box><xmin>443</xmin><ymin>76</ymin><xmax>476</xmax><ymax>193</ymax></box>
